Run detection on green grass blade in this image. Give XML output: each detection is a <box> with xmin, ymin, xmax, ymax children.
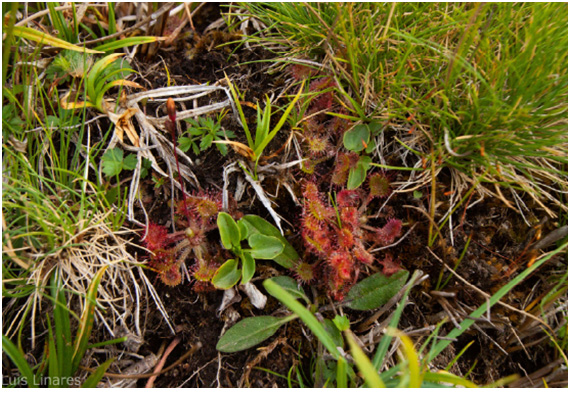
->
<box><xmin>336</xmin><ymin>357</ymin><xmax>348</xmax><ymax>388</ymax></box>
<box><xmin>11</xmin><ymin>26</ymin><xmax>101</xmax><ymax>54</ymax></box>
<box><xmin>81</xmin><ymin>358</ymin><xmax>115</xmax><ymax>388</ymax></box>
<box><xmin>429</xmin><ymin>243</ymin><xmax>568</xmax><ymax>361</ymax></box>
<box><xmin>345</xmin><ymin>331</ymin><xmax>385</xmax><ymax>388</ymax></box>
<box><xmin>225</xmin><ymin>74</ymin><xmax>253</xmax><ymax>148</ymax></box>
<box><xmin>373</xmin><ymin>270</ymin><xmax>421</xmax><ymax>370</ymax></box>
<box><xmin>255</xmin><ymin>82</ymin><xmax>304</xmax><ymax>158</ymax></box>
<box><xmin>93</xmin><ymin>36</ymin><xmax>158</xmax><ymax>52</ymax></box>
<box><xmin>107</xmin><ymin>2</ymin><xmax>117</xmax><ymax>36</ymax></box>
<box><xmin>46</xmin><ymin>315</ymin><xmax>61</xmax><ymax>385</ymax></box>
<box><xmin>1</xmin><ymin>335</ymin><xmax>38</xmax><ymax>387</ymax></box>
<box><xmin>423</xmin><ymin>371</ymin><xmax>478</xmax><ymax>388</ymax></box>
<box><xmin>72</xmin><ymin>266</ymin><xmax>108</xmax><ymax>373</ymax></box>
<box><xmin>87</xmin><ymin>336</ymin><xmax>128</xmax><ymax>350</ymax></box>
<box><xmin>52</xmin><ymin>273</ymin><xmax>73</xmax><ymax>380</ymax></box>
<box><xmin>263</xmin><ymin>279</ymin><xmax>340</xmax><ymax>359</ymax></box>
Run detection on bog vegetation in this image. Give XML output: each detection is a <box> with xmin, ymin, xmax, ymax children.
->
<box><xmin>2</xmin><ymin>2</ymin><xmax>568</xmax><ymax>388</ymax></box>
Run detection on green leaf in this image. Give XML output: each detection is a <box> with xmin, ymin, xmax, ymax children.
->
<box><xmin>212</xmin><ymin>259</ymin><xmax>241</xmax><ymax>289</ymax></box>
<box><xmin>263</xmin><ymin>279</ymin><xmax>340</xmax><ymax>359</ymax></box>
<box><xmin>248</xmin><ymin>234</ymin><xmax>284</xmax><ymax>259</ymax></box>
<box><xmin>343</xmin><ymin>124</ymin><xmax>370</xmax><ymax>152</ymax></box>
<box><xmin>269</xmin><ymin>276</ymin><xmax>308</xmax><ymax>303</ymax></box>
<box><xmin>200</xmin><ymin>134</ymin><xmax>214</xmax><ymax>150</ymax></box>
<box><xmin>216</xmin><ymin>315</ymin><xmax>296</xmax><ymax>353</ymax></box>
<box><xmin>373</xmin><ymin>270</ymin><xmax>422</xmax><ymax>370</ymax></box>
<box><xmin>1</xmin><ymin>336</ymin><xmax>38</xmax><ymax>387</ymax></box>
<box><xmin>241</xmin><ymin>252</ymin><xmax>255</xmax><ymax>285</ymax></box>
<box><xmin>346</xmin><ymin>270</ymin><xmax>409</xmax><ymax>311</ymax></box>
<box><xmin>178</xmin><ymin>136</ymin><xmax>194</xmax><ymax>152</ymax></box>
<box><xmin>217</xmin><ymin>212</ymin><xmax>240</xmax><ymax>250</ymax></box>
<box><xmin>101</xmin><ymin>147</ymin><xmax>124</xmax><ymax>177</ymax></box>
<box><xmin>323</xmin><ymin>319</ymin><xmax>344</xmax><ymax>349</ymax></box>
<box><xmin>72</xmin><ymin>266</ymin><xmax>108</xmax><ymax>374</ymax></box>
<box><xmin>123</xmin><ymin>154</ymin><xmax>137</xmax><ymax>170</ymax></box>
<box><xmin>240</xmin><ymin>215</ymin><xmax>299</xmax><ymax>268</ymax></box>
<box><xmin>105</xmin><ymin>186</ymin><xmax>119</xmax><ymax>205</ymax></box>
<box><xmin>216</xmin><ymin>143</ymin><xmax>228</xmax><ymax>156</ymax></box>
<box><xmin>81</xmin><ymin>358</ymin><xmax>115</xmax><ymax>388</ymax></box>
<box><xmin>93</xmin><ymin>36</ymin><xmax>157</xmax><ymax>52</ymax></box>
<box><xmin>237</xmin><ymin>219</ymin><xmax>248</xmax><ymax>240</ymax></box>
<box><xmin>12</xmin><ymin>26</ymin><xmax>102</xmax><ymax>54</ymax></box>
<box><xmin>368</xmin><ymin>121</ymin><xmax>382</xmax><ymax>136</ymax></box>
<box><xmin>140</xmin><ymin>158</ymin><xmax>152</xmax><ymax>179</ymax></box>
<box><xmin>347</xmin><ymin>155</ymin><xmax>371</xmax><ymax>189</ymax></box>
<box><xmin>332</xmin><ymin>315</ymin><xmax>350</xmax><ymax>332</ymax></box>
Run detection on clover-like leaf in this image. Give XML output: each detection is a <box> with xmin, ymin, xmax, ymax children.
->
<box><xmin>123</xmin><ymin>153</ymin><xmax>138</xmax><ymax>170</ymax></box>
<box><xmin>101</xmin><ymin>148</ymin><xmax>124</xmax><ymax>177</ymax></box>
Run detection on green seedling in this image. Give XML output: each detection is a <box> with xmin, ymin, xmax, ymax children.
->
<box><xmin>179</xmin><ymin>113</ymin><xmax>235</xmax><ymax>156</ymax></box>
<box><xmin>59</xmin><ymin>52</ymin><xmax>142</xmax><ymax>114</ymax></box>
<box><xmin>101</xmin><ymin>147</ymin><xmax>137</xmax><ymax>177</ymax></box>
<box><xmin>212</xmin><ymin>213</ymin><xmax>299</xmax><ymax>289</ymax></box>
<box><xmin>224</xmin><ymin>75</ymin><xmax>304</xmax><ymax>179</ymax></box>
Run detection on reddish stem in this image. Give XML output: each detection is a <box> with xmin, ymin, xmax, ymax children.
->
<box><xmin>166</xmin><ymin>98</ymin><xmax>192</xmax><ymax>226</ymax></box>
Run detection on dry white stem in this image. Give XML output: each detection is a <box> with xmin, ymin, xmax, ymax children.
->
<box><xmin>240</xmin><ymin>282</ymin><xmax>267</xmax><ymax>310</ymax></box>
<box><xmin>240</xmin><ymin>162</ymin><xmax>284</xmax><ymax>235</ymax></box>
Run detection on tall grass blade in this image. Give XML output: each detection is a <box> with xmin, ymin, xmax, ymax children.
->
<box><xmin>11</xmin><ymin>26</ymin><xmax>102</xmax><ymax>54</ymax></box>
<box><xmin>1</xmin><ymin>336</ymin><xmax>38</xmax><ymax>387</ymax></box>
<box><xmin>345</xmin><ymin>331</ymin><xmax>385</xmax><ymax>388</ymax></box>
<box><xmin>263</xmin><ymin>279</ymin><xmax>340</xmax><ymax>359</ymax></box>
<box><xmin>71</xmin><ymin>266</ymin><xmax>108</xmax><ymax>372</ymax></box>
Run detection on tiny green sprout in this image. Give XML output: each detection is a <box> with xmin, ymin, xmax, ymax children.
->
<box><xmin>179</xmin><ymin>113</ymin><xmax>235</xmax><ymax>156</ymax></box>
<box><xmin>333</xmin><ymin>315</ymin><xmax>350</xmax><ymax>332</ymax></box>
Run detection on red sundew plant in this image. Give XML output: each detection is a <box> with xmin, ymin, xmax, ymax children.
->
<box><xmin>376</xmin><ymin>218</ymin><xmax>403</xmax><ymax>246</ymax></box>
<box><xmin>141</xmin><ymin>191</ymin><xmax>226</xmax><ymax>288</ymax></box>
<box><xmin>368</xmin><ymin>172</ymin><xmax>392</xmax><ymax>198</ymax></box>
<box><xmin>300</xmin><ymin>180</ymin><xmax>403</xmax><ymax>300</ymax></box>
<box><xmin>378</xmin><ymin>253</ymin><xmax>402</xmax><ymax>277</ymax></box>
<box><xmin>290</xmin><ymin>63</ymin><xmax>315</xmax><ymax>81</ymax></box>
<box><xmin>307</xmin><ymin>77</ymin><xmax>336</xmax><ymax>114</ymax></box>
<box><xmin>140</xmin><ymin>100</ymin><xmax>228</xmax><ymax>289</ymax></box>
<box><xmin>293</xmin><ymin>261</ymin><xmax>316</xmax><ymax>284</ymax></box>
<box><xmin>331</xmin><ymin>152</ymin><xmax>359</xmax><ymax>186</ymax></box>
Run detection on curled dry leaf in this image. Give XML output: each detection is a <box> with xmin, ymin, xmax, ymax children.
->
<box><xmin>109</xmin><ymin>108</ymin><xmax>140</xmax><ymax>147</ymax></box>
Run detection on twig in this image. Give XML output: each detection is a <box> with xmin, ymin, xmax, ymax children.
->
<box><xmin>146</xmin><ymin>336</ymin><xmax>181</xmax><ymax>388</ymax></box>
